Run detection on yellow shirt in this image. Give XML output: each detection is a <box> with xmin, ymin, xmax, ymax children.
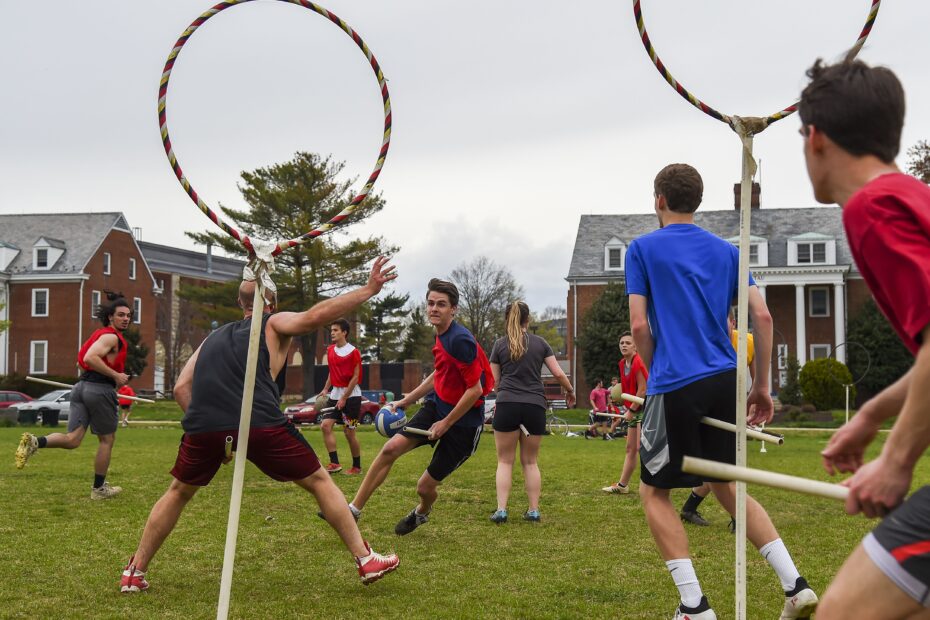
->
<box><xmin>730</xmin><ymin>330</ymin><xmax>754</xmax><ymax>366</ymax></box>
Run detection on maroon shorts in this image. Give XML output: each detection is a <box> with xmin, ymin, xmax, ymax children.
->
<box><xmin>170</xmin><ymin>422</ymin><xmax>321</xmax><ymax>486</ymax></box>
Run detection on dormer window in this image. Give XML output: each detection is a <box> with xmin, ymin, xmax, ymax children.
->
<box><xmin>726</xmin><ymin>235</ymin><xmax>768</xmax><ymax>267</ymax></box>
<box><xmin>604</xmin><ymin>237</ymin><xmax>625</xmax><ymax>271</ymax></box>
<box><xmin>35</xmin><ymin>249</ymin><xmax>48</xmax><ymax>269</ymax></box>
<box><xmin>788</xmin><ymin>233</ymin><xmax>836</xmax><ymax>266</ymax></box>
<box><xmin>32</xmin><ymin>237</ymin><xmax>64</xmax><ymax>271</ymax></box>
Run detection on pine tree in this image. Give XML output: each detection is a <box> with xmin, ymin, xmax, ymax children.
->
<box><xmin>400</xmin><ymin>305</ymin><xmax>435</xmax><ymax>368</ymax></box>
<box><xmin>360</xmin><ymin>292</ymin><xmax>409</xmax><ymax>362</ymax></box>
<box><xmin>577</xmin><ymin>283</ymin><xmax>630</xmax><ymax>388</ymax></box>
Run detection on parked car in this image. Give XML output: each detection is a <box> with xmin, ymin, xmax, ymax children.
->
<box><xmin>483</xmin><ymin>393</ymin><xmax>497</xmax><ymax>425</ymax></box>
<box><xmin>283</xmin><ymin>397</ymin><xmax>380</xmax><ymax>426</ymax></box>
<box><xmin>0</xmin><ymin>390</ymin><xmax>33</xmax><ymax>408</ymax></box>
<box><xmin>13</xmin><ymin>389</ymin><xmax>71</xmax><ymax>422</ymax></box>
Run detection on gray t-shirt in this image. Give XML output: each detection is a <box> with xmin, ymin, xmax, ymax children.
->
<box><xmin>489</xmin><ymin>333</ymin><xmax>554</xmax><ymax>410</ymax></box>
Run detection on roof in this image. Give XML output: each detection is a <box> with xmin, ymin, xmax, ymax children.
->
<box><xmin>567</xmin><ymin>207</ymin><xmax>853</xmax><ymax>280</ymax></box>
<box><xmin>0</xmin><ymin>212</ymin><xmax>131</xmax><ymax>276</ymax></box>
<box><xmin>138</xmin><ymin>241</ymin><xmax>244</xmax><ymax>282</ymax></box>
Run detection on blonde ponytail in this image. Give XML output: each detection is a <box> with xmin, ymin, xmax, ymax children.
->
<box><xmin>505</xmin><ymin>301</ymin><xmax>530</xmax><ymax>360</ymax></box>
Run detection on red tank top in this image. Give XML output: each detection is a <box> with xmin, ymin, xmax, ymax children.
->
<box><xmin>77</xmin><ymin>327</ymin><xmax>127</xmax><ymax>373</ymax></box>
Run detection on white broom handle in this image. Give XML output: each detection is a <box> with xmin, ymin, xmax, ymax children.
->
<box><xmin>26</xmin><ymin>375</ymin><xmax>155</xmax><ymax>404</ymax></box>
<box><xmin>700</xmin><ymin>417</ymin><xmax>784</xmax><ymax>445</ymax></box>
<box><xmin>620</xmin><ymin>393</ymin><xmax>644</xmax><ymax>405</ymax></box>
<box><xmin>404</xmin><ymin>427</ymin><xmax>431</xmax><ymax>437</ymax></box>
<box><xmin>681</xmin><ymin>456</ymin><xmax>849</xmax><ymax>501</ymax></box>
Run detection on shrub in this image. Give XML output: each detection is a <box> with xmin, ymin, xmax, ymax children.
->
<box><xmin>784</xmin><ymin>406</ymin><xmax>807</xmax><ymax>422</ymax></box>
<box><xmin>799</xmin><ymin>358</ymin><xmax>856</xmax><ymax>411</ymax></box>
<box><xmin>778</xmin><ymin>357</ymin><xmax>802</xmax><ymax>405</ymax></box>
<box><xmin>800</xmin><ymin>404</ymin><xmax>817</xmax><ymax>414</ymax></box>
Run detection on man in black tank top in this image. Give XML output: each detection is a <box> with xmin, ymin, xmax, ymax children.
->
<box><xmin>120</xmin><ymin>257</ymin><xmax>400</xmax><ymax>594</ymax></box>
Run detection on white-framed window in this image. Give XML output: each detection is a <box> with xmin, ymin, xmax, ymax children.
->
<box><xmin>810</xmin><ymin>344</ymin><xmax>832</xmax><ymax>360</ymax></box>
<box><xmin>133</xmin><ymin>297</ymin><xmax>142</xmax><ymax>324</ymax></box>
<box><xmin>797</xmin><ymin>242</ymin><xmax>827</xmax><ymax>264</ymax></box>
<box><xmin>604</xmin><ymin>238</ymin><xmax>625</xmax><ymax>271</ymax></box>
<box><xmin>32</xmin><ymin>288</ymin><xmax>49</xmax><ymax>317</ymax></box>
<box><xmin>35</xmin><ymin>248</ymin><xmax>48</xmax><ymax>270</ymax></box>
<box><xmin>30</xmin><ymin>341</ymin><xmax>48</xmax><ymax>374</ymax></box>
<box><xmin>91</xmin><ymin>290</ymin><xmax>101</xmax><ymax>316</ymax></box>
<box><xmin>779</xmin><ymin>370</ymin><xmax>788</xmax><ymax>387</ymax></box>
<box><xmin>129</xmin><ymin>258</ymin><xmax>136</xmax><ymax>280</ymax></box>
<box><xmin>809</xmin><ymin>287</ymin><xmax>830</xmax><ymax>317</ymax></box>
<box><xmin>726</xmin><ymin>236</ymin><xmax>768</xmax><ymax>267</ymax></box>
<box><xmin>103</xmin><ymin>252</ymin><xmax>111</xmax><ymax>275</ymax></box>
<box><xmin>749</xmin><ymin>244</ymin><xmax>759</xmax><ymax>265</ymax></box>
<box><xmin>776</xmin><ymin>344</ymin><xmax>789</xmax><ymax>370</ymax></box>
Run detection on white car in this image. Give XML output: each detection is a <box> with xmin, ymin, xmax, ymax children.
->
<box><xmin>483</xmin><ymin>393</ymin><xmax>497</xmax><ymax>424</ymax></box>
<box><xmin>13</xmin><ymin>389</ymin><xmax>72</xmax><ymax>422</ymax></box>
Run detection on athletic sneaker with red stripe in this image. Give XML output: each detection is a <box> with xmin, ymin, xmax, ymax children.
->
<box><xmin>356</xmin><ymin>542</ymin><xmax>399</xmax><ymax>585</ymax></box>
<box><xmin>120</xmin><ymin>556</ymin><xmax>149</xmax><ymax>593</ymax></box>
<box><xmin>324</xmin><ymin>463</ymin><xmax>343</xmax><ymax>474</ymax></box>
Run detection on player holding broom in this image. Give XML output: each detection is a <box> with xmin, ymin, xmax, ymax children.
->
<box><xmin>798</xmin><ymin>59</ymin><xmax>930</xmax><ymax>620</ymax></box>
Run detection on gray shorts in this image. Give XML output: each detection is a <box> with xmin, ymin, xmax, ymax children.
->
<box><xmin>67</xmin><ymin>381</ymin><xmax>119</xmax><ymax>435</ymax></box>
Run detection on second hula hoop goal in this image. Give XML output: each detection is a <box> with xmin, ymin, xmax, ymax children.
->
<box><xmin>158</xmin><ymin>0</ymin><xmax>392</xmax><ymax>257</ymax></box>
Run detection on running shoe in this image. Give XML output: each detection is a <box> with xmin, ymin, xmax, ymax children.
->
<box><xmin>489</xmin><ymin>509</ymin><xmax>508</xmax><ymax>524</ymax></box>
<box><xmin>523</xmin><ymin>510</ymin><xmax>541</xmax><ymax>522</ymax></box>
<box><xmin>324</xmin><ymin>463</ymin><xmax>343</xmax><ymax>474</ymax></box>
<box><xmin>394</xmin><ymin>508</ymin><xmax>428</xmax><ymax>536</ymax></box>
<box><xmin>15</xmin><ymin>433</ymin><xmax>38</xmax><ymax>469</ymax></box>
<box><xmin>91</xmin><ymin>482</ymin><xmax>123</xmax><ymax>500</ymax></box>
<box><xmin>356</xmin><ymin>542</ymin><xmax>399</xmax><ymax>585</ymax></box>
<box><xmin>120</xmin><ymin>556</ymin><xmax>149</xmax><ymax>593</ymax></box>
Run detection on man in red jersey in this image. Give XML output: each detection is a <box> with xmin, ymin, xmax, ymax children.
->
<box><xmin>799</xmin><ymin>59</ymin><xmax>930</xmax><ymax>619</ymax></box>
<box><xmin>602</xmin><ymin>332</ymin><xmax>648</xmax><ymax>494</ymax></box>
<box><xmin>16</xmin><ymin>296</ymin><xmax>132</xmax><ymax>499</ymax></box>
<box><xmin>341</xmin><ymin>278</ymin><xmax>493</xmax><ymax>536</ymax></box>
<box><xmin>316</xmin><ymin>318</ymin><xmax>364</xmax><ymax>475</ymax></box>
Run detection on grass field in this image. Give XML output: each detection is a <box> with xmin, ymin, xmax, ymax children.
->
<box><xmin>1</xmin><ymin>424</ymin><xmax>925</xmax><ymax>619</ymax></box>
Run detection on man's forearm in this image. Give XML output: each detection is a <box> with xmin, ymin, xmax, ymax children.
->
<box><xmin>400</xmin><ymin>373</ymin><xmax>435</xmax><ymax>407</ymax></box>
<box><xmin>441</xmin><ymin>384</ymin><xmax>483</xmax><ymax>426</ymax></box>
<box><xmin>84</xmin><ymin>354</ymin><xmax>120</xmax><ymax>382</ymax></box>
<box><xmin>881</xmin><ymin>344</ymin><xmax>930</xmax><ymax>470</ymax></box>
<box><xmin>632</xmin><ymin>326</ymin><xmax>654</xmax><ymax>370</ymax></box>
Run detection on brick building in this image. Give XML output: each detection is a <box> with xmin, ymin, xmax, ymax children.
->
<box><xmin>565</xmin><ymin>196</ymin><xmax>870</xmax><ymax>398</ymax></box>
<box><xmin>0</xmin><ymin>213</ymin><xmax>159</xmax><ymax>389</ymax></box>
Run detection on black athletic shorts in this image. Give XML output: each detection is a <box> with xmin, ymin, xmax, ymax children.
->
<box><xmin>399</xmin><ymin>400</ymin><xmax>482</xmax><ymax>482</ymax></box>
<box><xmin>322</xmin><ymin>396</ymin><xmax>361</xmax><ymax>426</ymax></box>
<box><xmin>639</xmin><ymin>370</ymin><xmax>736</xmax><ymax>489</ymax></box>
<box><xmin>492</xmin><ymin>401</ymin><xmax>546</xmax><ymax>435</ymax></box>
<box><xmin>863</xmin><ymin>485</ymin><xmax>930</xmax><ymax>607</ymax></box>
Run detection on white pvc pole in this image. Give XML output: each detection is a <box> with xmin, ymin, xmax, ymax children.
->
<box><xmin>216</xmin><ymin>280</ymin><xmax>266</xmax><ymax>620</ymax></box>
<box><xmin>26</xmin><ymin>375</ymin><xmax>155</xmax><ymax>403</ymax></box>
<box><xmin>733</xmin><ymin>126</ymin><xmax>754</xmax><ymax>620</ymax></box>
<box><xmin>845</xmin><ymin>384</ymin><xmax>850</xmax><ymax>425</ymax></box>
<box><xmin>620</xmin><ymin>393</ymin><xmax>644</xmax><ymax>405</ymax></box>
<box><xmin>681</xmin><ymin>456</ymin><xmax>849</xmax><ymax>501</ymax></box>
<box><xmin>404</xmin><ymin>427</ymin><xmax>431</xmax><ymax>437</ymax></box>
<box><xmin>700</xmin><ymin>416</ymin><xmax>784</xmax><ymax>445</ymax></box>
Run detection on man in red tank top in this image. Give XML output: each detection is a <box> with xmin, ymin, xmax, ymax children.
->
<box><xmin>316</xmin><ymin>318</ymin><xmax>364</xmax><ymax>475</ymax></box>
<box><xmin>15</xmin><ymin>296</ymin><xmax>132</xmax><ymax>500</ymax></box>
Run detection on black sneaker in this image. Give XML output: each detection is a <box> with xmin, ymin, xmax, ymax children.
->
<box><xmin>680</xmin><ymin>510</ymin><xmax>711</xmax><ymax>526</ymax></box>
<box><xmin>395</xmin><ymin>509</ymin><xmax>428</xmax><ymax>536</ymax></box>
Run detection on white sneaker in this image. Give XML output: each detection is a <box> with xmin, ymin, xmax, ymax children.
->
<box><xmin>15</xmin><ymin>433</ymin><xmax>38</xmax><ymax>469</ymax></box>
<box><xmin>672</xmin><ymin>597</ymin><xmax>716</xmax><ymax>619</ymax></box>
<box><xmin>91</xmin><ymin>482</ymin><xmax>123</xmax><ymax>500</ymax></box>
<box><xmin>780</xmin><ymin>586</ymin><xmax>818</xmax><ymax>619</ymax></box>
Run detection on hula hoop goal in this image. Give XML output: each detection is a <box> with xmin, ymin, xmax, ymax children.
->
<box><xmin>632</xmin><ymin>0</ymin><xmax>881</xmax><ymax>132</ymax></box>
<box><xmin>158</xmin><ymin>0</ymin><xmax>391</xmax><ymax>257</ymax></box>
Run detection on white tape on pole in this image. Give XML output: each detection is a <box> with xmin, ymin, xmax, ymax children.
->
<box><xmin>681</xmin><ymin>456</ymin><xmax>849</xmax><ymax>501</ymax></box>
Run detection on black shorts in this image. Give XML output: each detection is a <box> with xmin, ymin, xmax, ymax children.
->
<box><xmin>863</xmin><ymin>485</ymin><xmax>930</xmax><ymax>607</ymax></box>
<box><xmin>322</xmin><ymin>396</ymin><xmax>361</xmax><ymax>425</ymax></box>
<box><xmin>400</xmin><ymin>400</ymin><xmax>482</xmax><ymax>482</ymax></box>
<box><xmin>639</xmin><ymin>370</ymin><xmax>736</xmax><ymax>489</ymax></box>
<box><xmin>492</xmin><ymin>401</ymin><xmax>546</xmax><ymax>435</ymax></box>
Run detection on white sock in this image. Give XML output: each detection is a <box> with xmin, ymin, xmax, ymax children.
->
<box><xmin>666</xmin><ymin>559</ymin><xmax>703</xmax><ymax>608</ymax></box>
<box><xmin>759</xmin><ymin>538</ymin><xmax>801</xmax><ymax>591</ymax></box>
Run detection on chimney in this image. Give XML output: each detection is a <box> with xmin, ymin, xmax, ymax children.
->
<box><xmin>132</xmin><ymin>227</ymin><xmax>143</xmax><ymax>240</ymax></box>
<box><xmin>206</xmin><ymin>242</ymin><xmax>213</xmax><ymax>274</ymax></box>
<box><xmin>733</xmin><ymin>182</ymin><xmax>761</xmax><ymax>210</ymax></box>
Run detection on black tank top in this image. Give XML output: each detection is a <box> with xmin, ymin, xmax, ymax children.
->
<box><xmin>182</xmin><ymin>314</ymin><xmax>285</xmax><ymax>433</ymax></box>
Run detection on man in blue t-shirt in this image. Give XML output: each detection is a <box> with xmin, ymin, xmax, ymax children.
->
<box><xmin>626</xmin><ymin>164</ymin><xmax>816</xmax><ymax>619</ymax></box>
<box><xmin>345</xmin><ymin>278</ymin><xmax>492</xmax><ymax>536</ymax></box>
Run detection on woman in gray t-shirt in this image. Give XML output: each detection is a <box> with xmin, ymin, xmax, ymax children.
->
<box><xmin>488</xmin><ymin>301</ymin><xmax>575</xmax><ymax>523</ymax></box>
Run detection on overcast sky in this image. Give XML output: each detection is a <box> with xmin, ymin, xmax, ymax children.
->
<box><xmin>2</xmin><ymin>1</ymin><xmax>928</xmax><ymax>313</ymax></box>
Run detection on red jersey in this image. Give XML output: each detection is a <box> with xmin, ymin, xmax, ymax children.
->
<box><xmin>117</xmin><ymin>385</ymin><xmax>136</xmax><ymax>407</ymax></box>
<box><xmin>619</xmin><ymin>354</ymin><xmax>648</xmax><ymax>410</ymax></box>
<box><xmin>432</xmin><ymin>321</ymin><xmax>494</xmax><ymax>426</ymax></box>
<box><xmin>77</xmin><ymin>326</ymin><xmax>127</xmax><ymax>373</ymax></box>
<box><xmin>326</xmin><ymin>343</ymin><xmax>362</xmax><ymax>387</ymax></box>
<box><xmin>844</xmin><ymin>173</ymin><xmax>930</xmax><ymax>356</ymax></box>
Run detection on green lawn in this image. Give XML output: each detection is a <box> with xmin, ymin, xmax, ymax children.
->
<box><xmin>1</xmin><ymin>425</ymin><xmax>925</xmax><ymax>619</ymax></box>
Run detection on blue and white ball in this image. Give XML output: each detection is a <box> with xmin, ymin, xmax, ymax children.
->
<box><xmin>375</xmin><ymin>406</ymin><xmax>407</xmax><ymax>438</ymax></box>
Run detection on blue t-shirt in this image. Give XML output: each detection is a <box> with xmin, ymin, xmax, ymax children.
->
<box><xmin>625</xmin><ymin>223</ymin><xmax>755</xmax><ymax>394</ymax></box>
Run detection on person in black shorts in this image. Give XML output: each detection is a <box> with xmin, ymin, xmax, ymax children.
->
<box><xmin>629</xmin><ymin>164</ymin><xmax>815</xmax><ymax>619</ymax></box>
<box><xmin>487</xmin><ymin>300</ymin><xmax>575</xmax><ymax>523</ymax></box>
<box><xmin>118</xmin><ymin>257</ymin><xmax>399</xmax><ymax>594</ymax></box>
<box><xmin>316</xmin><ymin>318</ymin><xmax>364</xmax><ymax>475</ymax></box>
<box><xmin>346</xmin><ymin>278</ymin><xmax>494</xmax><ymax>536</ymax></box>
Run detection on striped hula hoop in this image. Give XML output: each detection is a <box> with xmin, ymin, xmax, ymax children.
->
<box><xmin>632</xmin><ymin>0</ymin><xmax>881</xmax><ymax>132</ymax></box>
<box><xmin>158</xmin><ymin>0</ymin><xmax>391</xmax><ymax>257</ymax></box>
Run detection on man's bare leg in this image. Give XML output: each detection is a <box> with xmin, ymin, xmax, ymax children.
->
<box><xmin>132</xmin><ymin>479</ymin><xmax>200</xmax><ymax>571</ymax></box>
<box><xmin>351</xmin><ymin>435</ymin><xmax>419</xmax><ymax>510</ymax></box>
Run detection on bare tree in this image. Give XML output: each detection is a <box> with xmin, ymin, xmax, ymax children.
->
<box><xmin>907</xmin><ymin>140</ymin><xmax>930</xmax><ymax>183</ymax></box>
<box><xmin>450</xmin><ymin>256</ymin><xmax>525</xmax><ymax>351</ymax></box>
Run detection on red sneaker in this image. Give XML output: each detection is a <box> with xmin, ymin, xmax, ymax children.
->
<box><xmin>343</xmin><ymin>467</ymin><xmax>362</xmax><ymax>476</ymax></box>
<box><xmin>356</xmin><ymin>542</ymin><xmax>399</xmax><ymax>585</ymax></box>
<box><xmin>120</xmin><ymin>556</ymin><xmax>149</xmax><ymax>593</ymax></box>
<box><xmin>324</xmin><ymin>463</ymin><xmax>343</xmax><ymax>474</ymax></box>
